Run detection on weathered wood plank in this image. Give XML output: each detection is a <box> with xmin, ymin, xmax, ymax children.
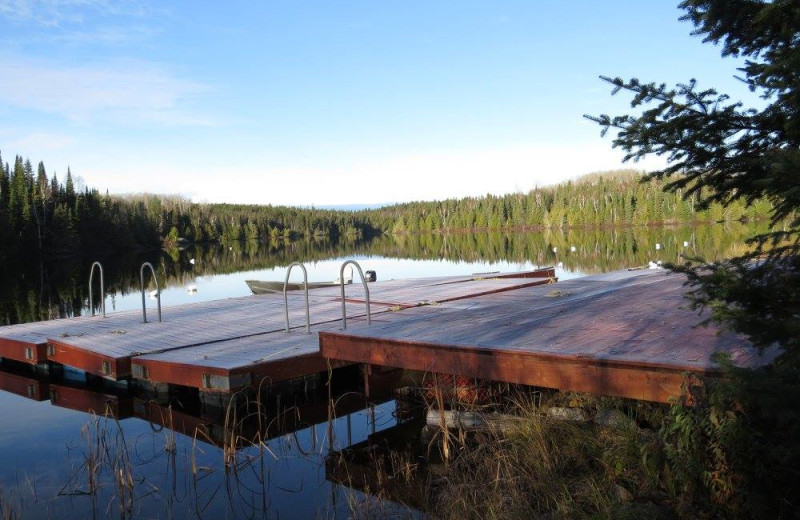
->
<box><xmin>6</xmin><ymin>268</ymin><xmax>766</xmax><ymax>403</ymax></box>
<box><xmin>0</xmin><ymin>270</ymin><xmax>553</xmax><ymax>381</ymax></box>
<box><xmin>130</xmin><ymin>317</ymin><xmax>367</xmax><ymax>390</ymax></box>
<box><xmin>318</xmin><ymin>270</ymin><xmax>778</xmax><ymax>403</ymax></box>
<box><xmin>0</xmin><ymin>336</ymin><xmax>48</xmax><ymax>364</ymax></box>
<box><xmin>319</xmin><ymin>332</ymin><xmax>690</xmax><ymax>403</ymax></box>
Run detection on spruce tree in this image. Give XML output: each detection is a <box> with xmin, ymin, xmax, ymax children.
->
<box><xmin>588</xmin><ymin>1</ymin><xmax>800</xmax><ymax>515</ymax></box>
<box><xmin>0</xmin><ymin>155</ymin><xmax>7</xmax><ymax>251</ymax></box>
<box><xmin>65</xmin><ymin>167</ymin><xmax>75</xmax><ymax>209</ymax></box>
<box><xmin>587</xmin><ymin>0</ymin><xmax>800</xmax><ymax>355</ymax></box>
<box><xmin>0</xmin><ymin>152</ymin><xmax>7</xmax><ymax>210</ymax></box>
<box><xmin>8</xmin><ymin>156</ymin><xmax>26</xmax><ymax>238</ymax></box>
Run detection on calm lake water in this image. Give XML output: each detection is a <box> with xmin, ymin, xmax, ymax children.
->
<box><xmin>0</xmin><ymin>225</ymin><xmax>763</xmax><ymax>518</ymax></box>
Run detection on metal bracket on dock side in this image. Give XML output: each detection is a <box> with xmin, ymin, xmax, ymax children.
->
<box><xmin>140</xmin><ymin>262</ymin><xmax>162</xmax><ymax>323</ymax></box>
<box><xmin>339</xmin><ymin>260</ymin><xmax>371</xmax><ymax>330</ymax></box>
<box><xmin>88</xmin><ymin>261</ymin><xmax>106</xmax><ymax>318</ymax></box>
<box><xmin>283</xmin><ymin>262</ymin><xmax>311</xmax><ymax>334</ymax></box>
<box><xmin>131</xmin><ymin>363</ymin><xmax>149</xmax><ymax>380</ymax></box>
<box><xmin>201</xmin><ymin>372</ymin><xmax>251</xmax><ymax>391</ymax></box>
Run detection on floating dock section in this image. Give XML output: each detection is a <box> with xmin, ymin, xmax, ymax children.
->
<box><xmin>320</xmin><ymin>270</ymin><xmax>778</xmax><ymax>403</ymax></box>
<box><xmin>0</xmin><ymin>269</ymin><xmax>556</xmax><ymax>392</ymax></box>
<box><xmin>0</xmin><ymin>267</ymin><xmax>777</xmax><ymax>403</ymax></box>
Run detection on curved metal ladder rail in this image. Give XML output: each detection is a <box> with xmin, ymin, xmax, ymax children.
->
<box><xmin>283</xmin><ymin>262</ymin><xmax>311</xmax><ymax>334</ymax></box>
<box><xmin>339</xmin><ymin>260</ymin><xmax>371</xmax><ymax>330</ymax></box>
<box><xmin>88</xmin><ymin>261</ymin><xmax>106</xmax><ymax>318</ymax></box>
<box><xmin>140</xmin><ymin>262</ymin><xmax>162</xmax><ymax>323</ymax></box>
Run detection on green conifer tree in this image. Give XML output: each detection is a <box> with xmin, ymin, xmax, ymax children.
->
<box><xmin>588</xmin><ymin>1</ymin><xmax>800</xmax><ymax>515</ymax></box>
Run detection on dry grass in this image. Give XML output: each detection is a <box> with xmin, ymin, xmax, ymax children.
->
<box><xmin>420</xmin><ymin>394</ymin><xmax>675</xmax><ymax>520</ymax></box>
<box><xmin>0</xmin><ymin>485</ymin><xmax>20</xmax><ymax>520</ymax></box>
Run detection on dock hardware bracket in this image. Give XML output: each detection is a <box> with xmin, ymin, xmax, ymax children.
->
<box><xmin>339</xmin><ymin>260</ymin><xmax>371</xmax><ymax>330</ymax></box>
<box><xmin>140</xmin><ymin>262</ymin><xmax>162</xmax><ymax>323</ymax></box>
<box><xmin>88</xmin><ymin>261</ymin><xmax>106</xmax><ymax>317</ymax></box>
<box><xmin>131</xmin><ymin>364</ymin><xmax>149</xmax><ymax>380</ymax></box>
<box><xmin>283</xmin><ymin>262</ymin><xmax>311</xmax><ymax>334</ymax></box>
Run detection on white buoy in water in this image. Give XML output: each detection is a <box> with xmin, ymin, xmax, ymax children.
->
<box><xmin>570</xmin><ymin>246</ymin><xmax>576</xmax><ymax>252</ymax></box>
<box><xmin>655</xmin><ymin>243</ymin><xmax>661</xmax><ymax>250</ymax></box>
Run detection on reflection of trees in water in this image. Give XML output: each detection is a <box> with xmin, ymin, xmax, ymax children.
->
<box><xmin>367</xmin><ymin>222</ymin><xmax>765</xmax><ymax>270</ymax></box>
<box><xmin>0</xmin><ymin>235</ymin><xmax>374</xmax><ymax>325</ymax></box>
<box><xmin>0</xmin><ymin>223</ymin><xmax>764</xmax><ymax>326</ymax></box>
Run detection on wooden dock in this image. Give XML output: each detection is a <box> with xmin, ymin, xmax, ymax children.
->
<box><xmin>0</xmin><ymin>269</ymin><xmax>555</xmax><ymax>392</ymax></box>
<box><xmin>0</xmin><ymin>267</ymin><xmax>778</xmax><ymax>402</ymax></box>
<box><xmin>319</xmin><ymin>270</ymin><xmax>779</xmax><ymax>403</ymax></box>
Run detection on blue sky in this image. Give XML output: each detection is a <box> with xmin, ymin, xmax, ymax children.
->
<box><xmin>0</xmin><ymin>1</ymin><xmax>758</xmax><ymax>206</ymax></box>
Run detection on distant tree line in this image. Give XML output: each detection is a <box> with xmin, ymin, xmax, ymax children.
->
<box><xmin>362</xmin><ymin>170</ymin><xmax>774</xmax><ymax>233</ymax></box>
<box><xmin>0</xmin><ymin>150</ymin><xmax>776</xmax><ymax>262</ymax></box>
<box><xmin>146</xmin><ymin>198</ymin><xmax>379</xmax><ymax>244</ymax></box>
<box><xmin>0</xmin><ymin>152</ymin><xmax>163</xmax><ymax>260</ymax></box>
<box><xmin>0</xmin><ymin>150</ymin><xmax>380</xmax><ymax>260</ymax></box>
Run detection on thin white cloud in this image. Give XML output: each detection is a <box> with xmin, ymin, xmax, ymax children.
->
<box><xmin>0</xmin><ymin>0</ymin><xmax>150</xmax><ymax>26</ymax></box>
<box><xmin>6</xmin><ymin>131</ymin><xmax>75</xmax><ymax>151</ymax></box>
<box><xmin>0</xmin><ymin>56</ymin><xmax>213</xmax><ymax>125</ymax></box>
<box><xmin>49</xmin><ymin>24</ymin><xmax>158</xmax><ymax>46</ymax></box>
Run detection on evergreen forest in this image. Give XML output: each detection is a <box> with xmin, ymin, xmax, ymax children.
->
<box><xmin>0</xmin><ymin>150</ymin><xmax>774</xmax><ymax>262</ymax></box>
<box><xmin>363</xmin><ymin>170</ymin><xmax>773</xmax><ymax>233</ymax></box>
<box><xmin>0</xmin><ymin>151</ymin><xmax>381</xmax><ymax>260</ymax></box>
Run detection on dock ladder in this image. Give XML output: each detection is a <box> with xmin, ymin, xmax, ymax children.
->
<box><xmin>283</xmin><ymin>262</ymin><xmax>311</xmax><ymax>334</ymax></box>
<box><xmin>88</xmin><ymin>261</ymin><xmax>106</xmax><ymax>318</ymax></box>
<box><xmin>339</xmin><ymin>260</ymin><xmax>371</xmax><ymax>330</ymax></box>
<box><xmin>140</xmin><ymin>262</ymin><xmax>162</xmax><ymax>323</ymax></box>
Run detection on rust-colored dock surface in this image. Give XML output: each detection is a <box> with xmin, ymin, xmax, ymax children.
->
<box><xmin>0</xmin><ymin>270</ymin><xmax>555</xmax><ymax>391</ymax></box>
<box><xmin>320</xmin><ymin>270</ymin><xmax>779</xmax><ymax>403</ymax></box>
<box><xmin>2</xmin><ymin>267</ymin><xmax>776</xmax><ymax>402</ymax></box>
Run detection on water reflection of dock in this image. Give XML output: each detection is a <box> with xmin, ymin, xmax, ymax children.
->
<box><xmin>0</xmin><ymin>370</ymin><xmax>49</xmax><ymax>401</ymax></box>
<box><xmin>0</xmin><ymin>360</ymin><xmax>390</xmax><ymax>450</ymax></box>
<box><xmin>0</xmin><ymin>268</ymin><xmax>776</xmax><ymax>404</ymax></box>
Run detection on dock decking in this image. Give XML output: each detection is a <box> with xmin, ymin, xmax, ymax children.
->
<box><xmin>0</xmin><ymin>267</ymin><xmax>778</xmax><ymax>402</ymax></box>
<box><xmin>319</xmin><ymin>270</ymin><xmax>779</xmax><ymax>403</ymax></box>
<box><xmin>0</xmin><ymin>269</ymin><xmax>555</xmax><ymax>392</ymax></box>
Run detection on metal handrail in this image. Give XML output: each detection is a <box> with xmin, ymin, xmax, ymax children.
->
<box><xmin>283</xmin><ymin>262</ymin><xmax>311</xmax><ymax>334</ymax></box>
<box><xmin>140</xmin><ymin>262</ymin><xmax>162</xmax><ymax>323</ymax></box>
<box><xmin>88</xmin><ymin>261</ymin><xmax>106</xmax><ymax>317</ymax></box>
<box><xmin>339</xmin><ymin>260</ymin><xmax>371</xmax><ymax>330</ymax></box>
